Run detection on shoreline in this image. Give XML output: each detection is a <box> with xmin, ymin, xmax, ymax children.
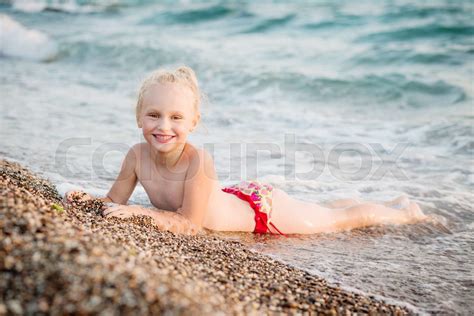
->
<box><xmin>0</xmin><ymin>158</ymin><xmax>411</xmax><ymax>315</ymax></box>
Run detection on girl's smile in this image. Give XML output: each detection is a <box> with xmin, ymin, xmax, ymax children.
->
<box><xmin>153</xmin><ymin>133</ymin><xmax>176</xmax><ymax>143</ymax></box>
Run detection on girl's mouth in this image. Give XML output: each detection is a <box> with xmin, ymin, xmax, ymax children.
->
<box><xmin>153</xmin><ymin>134</ymin><xmax>175</xmax><ymax>143</ymax></box>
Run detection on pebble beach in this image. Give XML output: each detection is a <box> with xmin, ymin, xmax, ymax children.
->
<box><xmin>0</xmin><ymin>158</ymin><xmax>412</xmax><ymax>315</ymax></box>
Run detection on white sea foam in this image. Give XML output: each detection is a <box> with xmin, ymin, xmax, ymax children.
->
<box><xmin>0</xmin><ymin>14</ymin><xmax>58</xmax><ymax>61</ymax></box>
<box><xmin>11</xmin><ymin>1</ymin><xmax>47</xmax><ymax>13</ymax></box>
<box><xmin>11</xmin><ymin>0</ymin><xmax>119</xmax><ymax>13</ymax></box>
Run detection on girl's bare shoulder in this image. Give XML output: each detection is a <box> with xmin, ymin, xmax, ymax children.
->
<box><xmin>124</xmin><ymin>143</ymin><xmax>152</xmax><ymax>170</ymax></box>
<box><xmin>129</xmin><ymin>142</ymin><xmax>150</xmax><ymax>157</ymax></box>
<box><xmin>183</xmin><ymin>143</ymin><xmax>216</xmax><ymax>181</ymax></box>
<box><xmin>183</xmin><ymin>143</ymin><xmax>214</xmax><ymax>164</ymax></box>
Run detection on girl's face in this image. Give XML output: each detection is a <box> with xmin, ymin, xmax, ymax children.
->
<box><xmin>139</xmin><ymin>82</ymin><xmax>197</xmax><ymax>154</ymax></box>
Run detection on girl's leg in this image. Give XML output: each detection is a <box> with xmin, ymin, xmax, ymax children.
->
<box><xmin>271</xmin><ymin>189</ymin><xmax>353</xmax><ymax>234</ymax></box>
<box><xmin>324</xmin><ymin>198</ymin><xmax>361</xmax><ymax>209</ymax></box>
<box><xmin>271</xmin><ymin>189</ymin><xmax>426</xmax><ymax>235</ymax></box>
<box><xmin>324</xmin><ymin>196</ymin><xmax>410</xmax><ymax>209</ymax></box>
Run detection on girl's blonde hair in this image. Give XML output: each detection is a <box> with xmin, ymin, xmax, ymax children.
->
<box><xmin>135</xmin><ymin>65</ymin><xmax>203</xmax><ymax>127</ymax></box>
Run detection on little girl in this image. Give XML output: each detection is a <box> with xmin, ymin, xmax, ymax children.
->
<box><xmin>65</xmin><ymin>66</ymin><xmax>427</xmax><ymax>235</ymax></box>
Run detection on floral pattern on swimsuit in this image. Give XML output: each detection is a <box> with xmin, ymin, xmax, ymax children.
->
<box><xmin>221</xmin><ymin>180</ymin><xmax>286</xmax><ymax>236</ymax></box>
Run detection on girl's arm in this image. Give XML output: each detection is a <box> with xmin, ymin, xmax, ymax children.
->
<box><xmin>104</xmin><ymin>148</ymin><xmax>216</xmax><ymax>235</ymax></box>
<box><xmin>103</xmin><ymin>205</ymin><xmax>201</xmax><ymax>235</ymax></box>
<box><xmin>178</xmin><ymin>147</ymin><xmax>216</xmax><ymax>228</ymax></box>
<box><xmin>65</xmin><ymin>145</ymin><xmax>138</xmax><ymax>204</ymax></box>
<box><xmin>104</xmin><ymin>145</ymin><xmax>138</xmax><ymax>204</ymax></box>
<box><xmin>148</xmin><ymin>148</ymin><xmax>216</xmax><ymax>234</ymax></box>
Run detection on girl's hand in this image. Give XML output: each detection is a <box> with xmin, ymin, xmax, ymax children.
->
<box><xmin>103</xmin><ymin>204</ymin><xmax>151</xmax><ymax>219</ymax></box>
<box><xmin>64</xmin><ymin>190</ymin><xmax>93</xmax><ymax>204</ymax></box>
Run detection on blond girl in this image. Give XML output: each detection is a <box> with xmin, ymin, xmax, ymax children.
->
<box><xmin>66</xmin><ymin>66</ymin><xmax>427</xmax><ymax>235</ymax></box>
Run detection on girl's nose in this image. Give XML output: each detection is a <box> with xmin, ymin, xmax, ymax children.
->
<box><xmin>157</xmin><ymin>117</ymin><xmax>171</xmax><ymax>130</ymax></box>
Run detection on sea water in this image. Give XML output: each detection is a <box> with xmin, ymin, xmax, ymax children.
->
<box><xmin>0</xmin><ymin>1</ymin><xmax>472</xmax><ymax>314</ymax></box>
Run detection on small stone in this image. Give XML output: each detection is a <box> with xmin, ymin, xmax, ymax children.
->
<box><xmin>0</xmin><ymin>303</ymin><xmax>7</xmax><ymax>315</ymax></box>
<box><xmin>6</xmin><ymin>300</ymin><xmax>23</xmax><ymax>315</ymax></box>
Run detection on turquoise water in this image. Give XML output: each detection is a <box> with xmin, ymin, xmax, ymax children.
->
<box><xmin>1</xmin><ymin>1</ymin><xmax>473</xmax><ymax>314</ymax></box>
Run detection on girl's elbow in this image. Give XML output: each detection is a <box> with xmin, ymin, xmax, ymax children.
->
<box><xmin>176</xmin><ymin>208</ymin><xmax>203</xmax><ymax>230</ymax></box>
<box><xmin>169</xmin><ymin>220</ymin><xmax>201</xmax><ymax>236</ymax></box>
<box><xmin>155</xmin><ymin>210</ymin><xmax>202</xmax><ymax>235</ymax></box>
<box><xmin>180</xmin><ymin>215</ymin><xmax>203</xmax><ymax>235</ymax></box>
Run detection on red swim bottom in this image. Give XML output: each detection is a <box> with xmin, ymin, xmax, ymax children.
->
<box><xmin>221</xmin><ymin>180</ymin><xmax>286</xmax><ymax>236</ymax></box>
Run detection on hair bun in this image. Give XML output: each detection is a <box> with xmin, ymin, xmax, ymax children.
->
<box><xmin>176</xmin><ymin>66</ymin><xmax>199</xmax><ymax>87</ymax></box>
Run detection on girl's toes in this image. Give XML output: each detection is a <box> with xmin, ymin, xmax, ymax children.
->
<box><xmin>388</xmin><ymin>195</ymin><xmax>410</xmax><ymax>210</ymax></box>
<box><xmin>407</xmin><ymin>202</ymin><xmax>427</xmax><ymax>221</ymax></box>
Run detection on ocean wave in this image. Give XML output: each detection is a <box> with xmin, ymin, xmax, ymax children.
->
<box><xmin>63</xmin><ymin>39</ymin><xmax>175</xmax><ymax>70</ymax></box>
<box><xmin>352</xmin><ymin>48</ymin><xmax>465</xmax><ymax>66</ymax></box>
<box><xmin>140</xmin><ymin>4</ymin><xmax>237</xmax><ymax>25</ymax></box>
<box><xmin>9</xmin><ymin>0</ymin><xmax>121</xmax><ymax>13</ymax></box>
<box><xmin>235</xmin><ymin>71</ymin><xmax>465</xmax><ymax>107</ymax></box>
<box><xmin>423</xmin><ymin>122</ymin><xmax>474</xmax><ymax>156</ymax></box>
<box><xmin>301</xmin><ymin>15</ymin><xmax>364</xmax><ymax>31</ymax></box>
<box><xmin>239</xmin><ymin>13</ymin><xmax>295</xmax><ymax>34</ymax></box>
<box><xmin>379</xmin><ymin>4</ymin><xmax>466</xmax><ymax>21</ymax></box>
<box><xmin>359</xmin><ymin>24</ymin><xmax>474</xmax><ymax>42</ymax></box>
<box><xmin>0</xmin><ymin>14</ymin><xmax>58</xmax><ymax>61</ymax></box>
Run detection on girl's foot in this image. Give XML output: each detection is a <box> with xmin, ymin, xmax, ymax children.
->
<box><xmin>402</xmin><ymin>201</ymin><xmax>428</xmax><ymax>223</ymax></box>
<box><xmin>398</xmin><ymin>202</ymin><xmax>428</xmax><ymax>224</ymax></box>
<box><xmin>384</xmin><ymin>195</ymin><xmax>410</xmax><ymax>210</ymax></box>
